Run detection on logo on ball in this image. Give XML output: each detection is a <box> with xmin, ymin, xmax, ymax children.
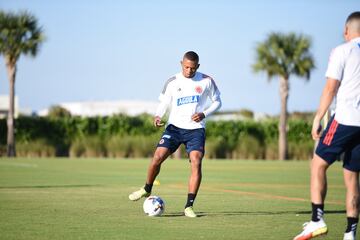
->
<box><xmin>143</xmin><ymin>196</ymin><xmax>165</xmax><ymax>217</ymax></box>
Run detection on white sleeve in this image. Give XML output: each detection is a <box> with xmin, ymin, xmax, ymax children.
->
<box><xmin>203</xmin><ymin>78</ymin><xmax>221</xmax><ymax>117</ymax></box>
<box><xmin>325</xmin><ymin>46</ymin><xmax>345</xmax><ymax>81</ymax></box>
<box><xmin>155</xmin><ymin>101</ymin><xmax>169</xmax><ymax>118</ymax></box>
<box><xmin>209</xmin><ymin>78</ymin><xmax>221</xmax><ymax>101</ymax></box>
<box><xmin>155</xmin><ymin>78</ymin><xmax>173</xmax><ymax>117</ymax></box>
<box><xmin>203</xmin><ymin>98</ymin><xmax>222</xmax><ymax>117</ymax></box>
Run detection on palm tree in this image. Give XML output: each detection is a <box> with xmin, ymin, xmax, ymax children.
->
<box><xmin>0</xmin><ymin>11</ymin><xmax>44</xmax><ymax>157</ymax></box>
<box><xmin>253</xmin><ymin>32</ymin><xmax>314</xmax><ymax>160</ymax></box>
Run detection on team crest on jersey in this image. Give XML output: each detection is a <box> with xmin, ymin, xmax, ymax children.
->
<box><xmin>177</xmin><ymin>95</ymin><xmax>200</xmax><ymax>106</ymax></box>
<box><xmin>195</xmin><ymin>86</ymin><xmax>203</xmax><ymax>94</ymax></box>
<box><xmin>159</xmin><ymin>139</ymin><xmax>165</xmax><ymax>144</ymax></box>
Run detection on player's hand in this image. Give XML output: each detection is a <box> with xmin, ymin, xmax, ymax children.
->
<box><xmin>311</xmin><ymin>117</ymin><xmax>322</xmax><ymax>140</ymax></box>
<box><xmin>154</xmin><ymin>116</ymin><xmax>164</xmax><ymax>127</ymax></box>
<box><xmin>191</xmin><ymin>112</ymin><xmax>205</xmax><ymax>122</ymax></box>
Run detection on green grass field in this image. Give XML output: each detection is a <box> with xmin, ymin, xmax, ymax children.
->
<box><xmin>0</xmin><ymin>158</ymin><xmax>347</xmax><ymax>240</ymax></box>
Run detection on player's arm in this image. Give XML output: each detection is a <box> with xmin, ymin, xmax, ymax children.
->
<box><xmin>154</xmin><ymin>101</ymin><xmax>168</xmax><ymax>127</ymax></box>
<box><xmin>154</xmin><ymin>78</ymin><xmax>174</xmax><ymax>127</ymax></box>
<box><xmin>192</xmin><ymin>78</ymin><xmax>222</xmax><ymax>122</ymax></box>
<box><xmin>191</xmin><ymin>98</ymin><xmax>222</xmax><ymax>122</ymax></box>
<box><xmin>313</xmin><ymin>46</ymin><xmax>344</xmax><ymax>140</ymax></box>
<box><xmin>312</xmin><ymin>78</ymin><xmax>340</xmax><ymax>140</ymax></box>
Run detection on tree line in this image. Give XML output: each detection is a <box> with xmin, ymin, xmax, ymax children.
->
<box><xmin>0</xmin><ymin>10</ymin><xmax>315</xmax><ymax>159</ymax></box>
<box><xmin>0</xmin><ymin>114</ymin><xmax>314</xmax><ymax>160</ymax></box>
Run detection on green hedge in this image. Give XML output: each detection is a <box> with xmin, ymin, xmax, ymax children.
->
<box><xmin>0</xmin><ymin>115</ymin><xmax>313</xmax><ymax>159</ymax></box>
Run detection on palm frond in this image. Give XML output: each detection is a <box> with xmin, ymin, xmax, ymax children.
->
<box><xmin>252</xmin><ymin>32</ymin><xmax>315</xmax><ymax>82</ymax></box>
<box><xmin>0</xmin><ymin>10</ymin><xmax>45</xmax><ymax>64</ymax></box>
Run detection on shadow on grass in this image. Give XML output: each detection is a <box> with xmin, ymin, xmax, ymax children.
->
<box><xmin>161</xmin><ymin>212</ymin><xmax>184</xmax><ymax>217</ymax></box>
<box><xmin>161</xmin><ymin>212</ymin><xmax>207</xmax><ymax>218</ymax></box>
<box><xmin>0</xmin><ymin>184</ymin><xmax>102</xmax><ymax>189</ymax></box>
<box><xmin>161</xmin><ymin>210</ymin><xmax>345</xmax><ymax>218</ymax></box>
<box><xmin>202</xmin><ymin>210</ymin><xmax>346</xmax><ymax>216</ymax></box>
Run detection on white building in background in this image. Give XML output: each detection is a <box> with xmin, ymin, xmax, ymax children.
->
<box><xmin>38</xmin><ymin>100</ymin><xmax>159</xmax><ymax>117</ymax></box>
<box><xmin>0</xmin><ymin>95</ymin><xmax>19</xmax><ymax>118</ymax></box>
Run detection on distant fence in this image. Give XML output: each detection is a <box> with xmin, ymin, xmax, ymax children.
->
<box><xmin>0</xmin><ymin>114</ymin><xmax>313</xmax><ymax>159</ymax></box>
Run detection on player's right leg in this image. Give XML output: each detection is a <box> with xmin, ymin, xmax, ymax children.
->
<box><xmin>129</xmin><ymin>147</ymin><xmax>171</xmax><ymax>201</ymax></box>
<box><xmin>309</xmin><ymin>154</ymin><xmax>329</xmax><ymax>215</ymax></box>
<box><xmin>129</xmin><ymin>125</ymin><xmax>180</xmax><ymax>201</ymax></box>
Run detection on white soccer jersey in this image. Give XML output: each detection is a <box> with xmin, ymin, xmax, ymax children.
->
<box><xmin>325</xmin><ymin>37</ymin><xmax>360</xmax><ymax>126</ymax></box>
<box><xmin>156</xmin><ymin>72</ymin><xmax>221</xmax><ymax>129</ymax></box>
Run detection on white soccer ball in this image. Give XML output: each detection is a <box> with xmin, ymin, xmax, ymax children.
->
<box><xmin>143</xmin><ymin>196</ymin><xmax>165</xmax><ymax>217</ymax></box>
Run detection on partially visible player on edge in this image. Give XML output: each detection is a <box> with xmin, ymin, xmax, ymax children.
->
<box><xmin>129</xmin><ymin>51</ymin><xmax>222</xmax><ymax>218</ymax></box>
<box><xmin>294</xmin><ymin>11</ymin><xmax>360</xmax><ymax>240</ymax></box>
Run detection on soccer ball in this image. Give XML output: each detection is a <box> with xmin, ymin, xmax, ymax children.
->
<box><xmin>143</xmin><ymin>196</ymin><xmax>165</xmax><ymax>217</ymax></box>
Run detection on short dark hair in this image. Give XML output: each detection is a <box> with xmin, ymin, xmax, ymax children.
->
<box><xmin>346</xmin><ymin>11</ymin><xmax>360</xmax><ymax>23</ymax></box>
<box><xmin>183</xmin><ymin>51</ymin><xmax>199</xmax><ymax>62</ymax></box>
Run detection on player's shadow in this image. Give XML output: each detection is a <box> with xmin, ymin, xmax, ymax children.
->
<box><xmin>198</xmin><ymin>210</ymin><xmax>346</xmax><ymax>217</ymax></box>
<box><xmin>294</xmin><ymin>210</ymin><xmax>346</xmax><ymax>215</ymax></box>
<box><xmin>161</xmin><ymin>212</ymin><xmax>207</xmax><ymax>218</ymax></box>
<box><xmin>162</xmin><ymin>210</ymin><xmax>345</xmax><ymax>218</ymax></box>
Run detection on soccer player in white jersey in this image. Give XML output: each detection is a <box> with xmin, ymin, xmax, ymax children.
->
<box><xmin>129</xmin><ymin>51</ymin><xmax>222</xmax><ymax>217</ymax></box>
<box><xmin>294</xmin><ymin>12</ymin><xmax>360</xmax><ymax>240</ymax></box>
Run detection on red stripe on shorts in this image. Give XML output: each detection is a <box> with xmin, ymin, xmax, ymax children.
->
<box><xmin>323</xmin><ymin>119</ymin><xmax>338</xmax><ymax>146</ymax></box>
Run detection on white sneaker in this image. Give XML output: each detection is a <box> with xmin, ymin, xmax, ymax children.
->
<box><xmin>293</xmin><ymin>219</ymin><xmax>328</xmax><ymax>240</ymax></box>
<box><xmin>343</xmin><ymin>231</ymin><xmax>356</xmax><ymax>240</ymax></box>
<box><xmin>184</xmin><ymin>206</ymin><xmax>197</xmax><ymax>218</ymax></box>
<box><xmin>128</xmin><ymin>187</ymin><xmax>150</xmax><ymax>201</ymax></box>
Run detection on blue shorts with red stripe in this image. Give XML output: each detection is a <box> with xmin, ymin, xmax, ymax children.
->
<box><xmin>157</xmin><ymin>124</ymin><xmax>205</xmax><ymax>154</ymax></box>
<box><xmin>315</xmin><ymin>116</ymin><xmax>360</xmax><ymax>172</ymax></box>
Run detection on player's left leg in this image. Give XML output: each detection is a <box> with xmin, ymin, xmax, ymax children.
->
<box><xmin>342</xmin><ymin>143</ymin><xmax>360</xmax><ymax>240</ymax></box>
<box><xmin>184</xmin><ymin>150</ymin><xmax>203</xmax><ymax>218</ymax></box>
<box><xmin>343</xmin><ymin>169</ymin><xmax>359</xmax><ymax>240</ymax></box>
<box><xmin>293</xmin><ymin>154</ymin><xmax>329</xmax><ymax>240</ymax></box>
<box><xmin>183</xmin><ymin>127</ymin><xmax>205</xmax><ymax>217</ymax></box>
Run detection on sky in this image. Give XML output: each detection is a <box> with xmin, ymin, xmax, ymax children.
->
<box><xmin>0</xmin><ymin>0</ymin><xmax>358</xmax><ymax>115</ymax></box>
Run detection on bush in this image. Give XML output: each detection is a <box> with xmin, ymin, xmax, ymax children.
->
<box><xmin>69</xmin><ymin>138</ymin><xmax>86</xmax><ymax>158</ymax></box>
<box><xmin>16</xmin><ymin>139</ymin><xmax>56</xmax><ymax>157</ymax></box>
<box><xmin>0</xmin><ymin>145</ymin><xmax>6</xmax><ymax>156</ymax></box>
<box><xmin>47</xmin><ymin>105</ymin><xmax>71</xmax><ymax>118</ymax></box>
<box><xmin>288</xmin><ymin>140</ymin><xmax>314</xmax><ymax>160</ymax></box>
<box><xmin>205</xmin><ymin>137</ymin><xmax>228</xmax><ymax>159</ymax></box>
<box><xmin>69</xmin><ymin>136</ymin><xmax>106</xmax><ymax>158</ymax></box>
<box><xmin>129</xmin><ymin>135</ymin><xmax>158</xmax><ymax>158</ymax></box>
<box><xmin>106</xmin><ymin>134</ymin><xmax>159</xmax><ymax>158</ymax></box>
<box><xmin>233</xmin><ymin>135</ymin><xmax>265</xmax><ymax>159</ymax></box>
<box><xmin>264</xmin><ymin>141</ymin><xmax>278</xmax><ymax>160</ymax></box>
<box><xmin>106</xmin><ymin>135</ymin><xmax>133</xmax><ymax>158</ymax></box>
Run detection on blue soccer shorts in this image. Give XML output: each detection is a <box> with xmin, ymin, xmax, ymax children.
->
<box><xmin>157</xmin><ymin>124</ymin><xmax>205</xmax><ymax>154</ymax></box>
<box><xmin>316</xmin><ymin>116</ymin><xmax>360</xmax><ymax>172</ymax></box>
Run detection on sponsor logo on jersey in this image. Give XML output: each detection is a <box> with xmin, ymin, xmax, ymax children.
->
<box><xmin>195</xmin><ymin>86</ymin><xmax>203</xmax><ymax>94</ymax></box>
<box><xmin>177</xmin><ymin>95</ymin><xmax>200</xmax><ymax>106</ymax></box>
